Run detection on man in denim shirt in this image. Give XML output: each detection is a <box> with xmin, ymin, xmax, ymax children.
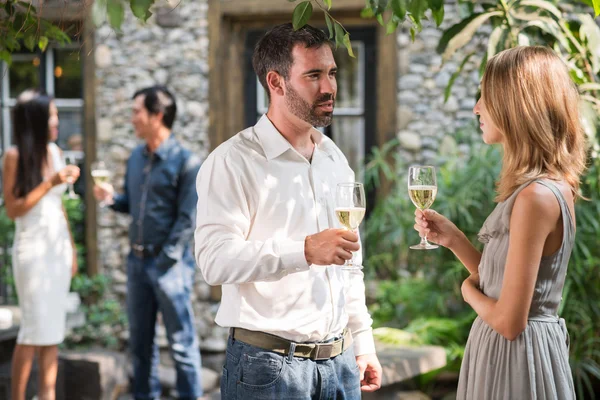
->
<box><xmin>94</xmin><ymin>86</ymin><xmax>202</xmax><ymax>399</ymax></box>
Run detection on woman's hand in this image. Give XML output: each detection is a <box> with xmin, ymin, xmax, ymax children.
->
<box><xmin>461</xmin><ymin>273</ymin><xmax>480</xmax><ymax>302</ymax></box>
<box><xmin>51</xmin><ymin>165</ymin><xmax>80</xmax><ymax>186</ymax></box>
<box><xmin>413</xmin><ymin>209</ymin><xmax>461</xmax><ymax>249</ymax></box>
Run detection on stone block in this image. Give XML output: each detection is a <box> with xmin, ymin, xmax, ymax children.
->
<box><xmin>60</xmin><ymin>349</ymin><xmax>128</xmax><ymax>400</ymax></box>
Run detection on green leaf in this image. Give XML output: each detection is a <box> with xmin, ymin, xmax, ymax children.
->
<box><xmin>38</xmin><ymin>36</ymin><xmax>49</xmax><ymax>51</ymax></box>
<box><xmin>523</xmin><ymin>18</ymin><xmax>571</xmax><ymax>50</ymax></box>
<box><xmin>479</xmin><ymin>51</ymin><xmax>488</xmax><ymax>78</ymax></box>
<box><xmin>24</xmin><ymin>34</ymin><xmax>36</xmax><ymax>51</ymax></box>
<box><xmin>391</xmin><ymin>0</ymin><xmax>407</xmax><ymax>20</ymax></box>
<box><xmin>323</xmin><ymin>0</ymin><xmax>332</xmax><ymax>10</ymax></box>
<box><xmin>441</xmin><ymin>11</ymin><xmax>503</xmax><ymax>62</ymax></box>
<box><xmin>410</xmin><ymin>26</ymin><xmax>416</xmax><ymax>41</ymax></box>
<box><xmin>0</xmin><ymin>50</ymin><xmax>12</xmax><ymax>65</ymax></box>
<box><xmin>292</xmin><ymin>1</ymin><xmax>313</xmax><ymax>30</ymax></box>
<box><xmin>386</xmin><ymin>18</ymin><xmax>399</xmax><ymax>34</ymax></box>
<box><xmin>376</xmin><ymin>13</ymin><xmax>385</xmax><ymax>26</ymax></box>
<box><xmin>342</xmin><ymin>33</ymin><xmax>355</xmax><ymax>58</ymax></box>
<box><xmin>130</xmin><ymin>0</ymin><xmax>153</xmax><ymax>22</ymax></box>
<box><xmin>437</xmin><ymin>13</ymin><xmax>482</xmax><ymax>54</ymax></box>
<box><xmin>334</xmin><ymin>21</ymin><xmax>345</xmax><ymax>49</ymax></box>
<box><xmin>361</xmin><ymin>6</ymin><xmax>375</xmax><ymax>18</ymax></box>
<box><xmin>445</xmin><ymin>51</ymin><xmax>475</xmax><ymax>102</ymax></box>
<box><xmin>593</xmin><ymin>0</ymin><xmax>600</xmax><ymax>17</ymax></box>
<box><xmin>487</xmin><ymin>25</ymin><xmax>505</xmax><ymax>61</ymax></box>
<box><xmin>517</xmin><ymin>33</ymin><xmax>530</xmax><ymax>46</ymax></box>
<box><xmin>579</xmin><ymin>83</ymin><xmax>600</xmax><ymax>92</ymax></box>
<box><xmin>518</xmin><ymin>0</ymin><xmax>562</xmax><ymax>19</ymax></box>
<box><xmin>579</xmin><ymin>13</ymin><xmax>600</xmax><ymax>74</ymax></box>
<box><xmin>408</xmin><ymin>0</ymin><xmax>425</xmax><ymax>25</ymax></box>
<box><xmin>324</xmin><ymin>13</ymin><xmax>334</xmax><ymax>39</ymax></box>
<box><xmin>432</xmin><ymin>4</ymin><xmax>444</xmax><ymax>27</ymax></box>
<box><xmin>107</xmin><ymin>0</ymin><xmax>125</xmax><ymax>30</ymax></box>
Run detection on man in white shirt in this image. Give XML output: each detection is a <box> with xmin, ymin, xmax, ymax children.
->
<box><xmin>195</xmin><ymin>23</ymin><xmax>382</xmax><ymax>399</ymax></box>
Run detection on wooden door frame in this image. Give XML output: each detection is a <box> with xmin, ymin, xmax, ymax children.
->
<box><xmin>207</xmin><ymin>0</ymin><xmax>397</xmax><ymax>152</ymax></box>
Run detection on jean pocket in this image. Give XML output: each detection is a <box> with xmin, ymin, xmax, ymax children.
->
<box><xmin>220</xmin><ymin>367</ymin><xmax>228</xmax><ymax>397</ymax></box>
<box><xmin>239</xmin><ymin>351</ymin><xmax>286</xmax><ymax>390</ymax></box>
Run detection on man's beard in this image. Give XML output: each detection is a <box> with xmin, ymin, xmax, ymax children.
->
<box><xmin>284</xmin><ymin>83</ymin><xmax>334</xmax><ymax>128</ymax></box>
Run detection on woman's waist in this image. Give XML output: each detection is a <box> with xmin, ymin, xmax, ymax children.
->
<box><xmin>15</xmin><ymin>213</ymin><xmax>69</xmax><ymax>234</ymax></box>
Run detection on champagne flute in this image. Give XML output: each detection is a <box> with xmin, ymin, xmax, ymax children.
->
<box><xmin>408</xmin><ymin>165</ymin><xmax>439</xmax><ymax>250</ymax></box>
<box><xmin>63</xmin><ymin>153</ymin><xmax>79</xmax><ymax>199</ymax></box>
<box><xmin>91</xmin><ymin>160</ymin><xmax>113</xmax><ymax>208</ymax></box>
<box><xmin>335</xmin><ymin>182</ymin><xmax>366</xmax><ymax>270</ymax></box>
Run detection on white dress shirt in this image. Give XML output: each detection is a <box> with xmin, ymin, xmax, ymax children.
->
<box><xmin>195</xmin><ymin>115</ymin><xmax>375</xmax><ymax>356</ymax></box>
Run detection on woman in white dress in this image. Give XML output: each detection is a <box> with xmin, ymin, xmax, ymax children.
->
<box><xmin>2</xmin><ymin>89</ymin><xmax>80</xmax><ymax>400</ymax></box>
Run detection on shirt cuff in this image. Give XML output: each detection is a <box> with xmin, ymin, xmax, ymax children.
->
<box><xmin>352</xmin><ymin>328</ymin><xmax>376</xmax><ymax>356</ymax></box>
<box><xmin>279</xmin><ymin>239</ymin><xmax>310</xmax><ymax>273</ymax></box>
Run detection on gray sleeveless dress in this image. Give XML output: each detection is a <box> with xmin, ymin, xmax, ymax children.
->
<box><xmin>456</xmin><ymin>180</ymin><xmax>576</xmax><ymax>400</ymax></box>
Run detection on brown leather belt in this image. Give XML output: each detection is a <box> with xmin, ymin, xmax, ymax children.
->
<box><xmin>131</xmin><ymin>243</ymin><xmax>162</xmax><ymax>259</ymax></box>
<box><xmin>231</xmin><ymin>327</ymin><xmax>353</xmax><ymax>361</ymax></box>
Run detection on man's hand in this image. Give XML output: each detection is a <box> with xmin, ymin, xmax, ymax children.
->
<box><xmin>356</xmin><ymin>353</ymin><xmax>382</xmax><ymax>392</ymax></box>
<box><xmin>93</xmin><ymin>183</ymin><xmax>114</xmax><ymax>203</ymax></box>
<box><xmin>304</xmin><ymin>229</ymin><xmax>360</xmax><ymax>266</ymax></box>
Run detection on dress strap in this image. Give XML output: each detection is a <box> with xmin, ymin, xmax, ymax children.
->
<box><xmin>533</xmin><ymin>179</ymin><xmax>575</xmax><ymax>245</ymax></box>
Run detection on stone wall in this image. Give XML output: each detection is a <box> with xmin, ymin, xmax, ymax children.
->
<box><xmin>93</xmin><ymin>0</ymin><xmax>229</xmax><ymax>352</ymax></box>
<box><xmin>396</xmin><ymin>2</ymin><xmax>486</xmax><ymax>164</ymax></box>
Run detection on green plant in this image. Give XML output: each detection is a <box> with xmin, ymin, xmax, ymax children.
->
<box><xmin>0</xmin><ymin>202</ymin><xmax>17</xmax><ymax>304</ymax></box>
<box><xmin>64</xmin><ymin>273</ymin><xmax>128</xmax><ymax>350</ymax></box>
<box><xmin>63</xmin><ymin>196</ymin><xmax>86</xmax><ymax>274</ymax></box>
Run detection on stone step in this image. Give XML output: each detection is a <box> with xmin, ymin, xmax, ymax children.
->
<box><xmin>374</xmin><ymin>340</ymin><xmax>447</xmax><ymax>387</ymax></box>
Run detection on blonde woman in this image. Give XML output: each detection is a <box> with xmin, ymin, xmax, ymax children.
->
<box><xmin>414</xmin><ymin>46</ymin><xmax>585</xmax><ymax>399</ymax></box>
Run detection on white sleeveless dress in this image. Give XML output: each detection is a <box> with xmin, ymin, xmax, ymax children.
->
<box><xmin>12</xmin><ymin>143</ymin><xmax>73</xmax><ymax>345</ymax></box>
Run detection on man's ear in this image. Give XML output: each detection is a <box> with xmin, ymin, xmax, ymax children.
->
<box><xmin>266</xmin><ymin>71</ymin><xmax>285</xmax><ymax>98</ymax></box>
<box><xmin>152</xmin><ymin>111</ymin><xmax>164</xmax><ymax>127</ymax></box>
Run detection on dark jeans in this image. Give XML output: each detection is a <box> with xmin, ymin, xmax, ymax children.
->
<box><xmin>127</xmin><ymin>252</ymin><xmax>202</xmax><ymax>399</ymax></box>
<box><xmin>221</xmin><ymin>334</ymin><xmax>361</xmax><ymax>399</ymax></box>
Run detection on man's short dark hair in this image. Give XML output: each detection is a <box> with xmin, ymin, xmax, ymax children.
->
<box><xmin>132</xmin><ymin>85</ymin><xmax>177</xmax><ymax>129</ymax></box>
<box><xmin>252</xmin><ymin>23</ymin><xmax>333</xmax><ymax>100</ymax></box>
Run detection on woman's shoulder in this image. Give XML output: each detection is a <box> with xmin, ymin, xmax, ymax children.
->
<box><xmin>2</xmin><ymin>147</ymin><xmax>19</xmax><ymax>165</ymax></box>
<box><xmin>511</xmin><ymin>181</ymin><xmax>562</xmax><ymax>222</ymax></box>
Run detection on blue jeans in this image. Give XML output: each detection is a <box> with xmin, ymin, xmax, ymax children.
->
<box><xmin>127</xmin><ymin>252</ymin><xmax>202</xmax><ymax>399</ymax></box>
<box><xmin>221</xmin><ymin>333</ymin><xmax>361</xmax><ymax>399</ymax></box>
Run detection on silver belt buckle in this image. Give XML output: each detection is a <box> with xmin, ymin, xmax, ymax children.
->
<box><xmin>132</xmin><ymin>244</ymin><xmax>144</xmax><ymax>257</ymax></box>
<box><xmin>313</xmin><ymin>343</ymin><xmax>334</xmax><ymax>360</ymax></box>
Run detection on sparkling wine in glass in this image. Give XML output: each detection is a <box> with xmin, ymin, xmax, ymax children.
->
<box><xmin>408</xmin><ymin>166</ymin><xmax>439</xmax><ymax>250</ymax></box>
<box><xmin>91</xmin><ymin>160</ymin><xmax>113</xmax><ymax>207</ymax></box>
<box><xmin>63</xmin><ymin>153</ymin><xmax>79</xmax><ymax>199</ymax></box>
<box><xmin>335</xmin><ymin>182</ymin><xmax>366</xmax><ymax>270</ymax></box>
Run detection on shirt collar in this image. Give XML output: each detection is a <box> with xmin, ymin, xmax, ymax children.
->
<box><xmin>254</xmin><ymin>114</ymin><xmax>336</xmax><ymax>161</ymax></box>
<box><xmin>143</xmin><ymin>134</ymin><xmax>175</xmax><ymax>160</ymax></box>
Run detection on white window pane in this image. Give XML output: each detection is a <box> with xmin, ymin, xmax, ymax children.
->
<box><xmin>333</xmin><ymin>44</ymin><xmax>363</xmax><ymax>110</ymax></box>
<box><xmin>330</xmin><ymin>116</ymin><xmax>365</xmax><ymax>179</ymax></box>
<box><xmin>9</xmin><ymin>56</ymin><xmax>41</xmax><ymax>98</ymax></box>
<box><xmin>56</xmin><ymin>109</ymin><xmax>83</xmax><ymax>150</ymax></box>
<box><xmin>53</xmin><ymin>48</ymin><xmax>82</xmax><ymax>99</ymax></box>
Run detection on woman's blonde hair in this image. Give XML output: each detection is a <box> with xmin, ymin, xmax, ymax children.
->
<box><xmin>481</xmin><ymin>46</ymin><xmax>587</xmax><ymax>201</ymax></box>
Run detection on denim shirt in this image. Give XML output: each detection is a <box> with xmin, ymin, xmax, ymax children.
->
<box><xmin>111</xmin><ymin>135</ymin><xmax>201</xmax><ymax>269</ymax></box>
